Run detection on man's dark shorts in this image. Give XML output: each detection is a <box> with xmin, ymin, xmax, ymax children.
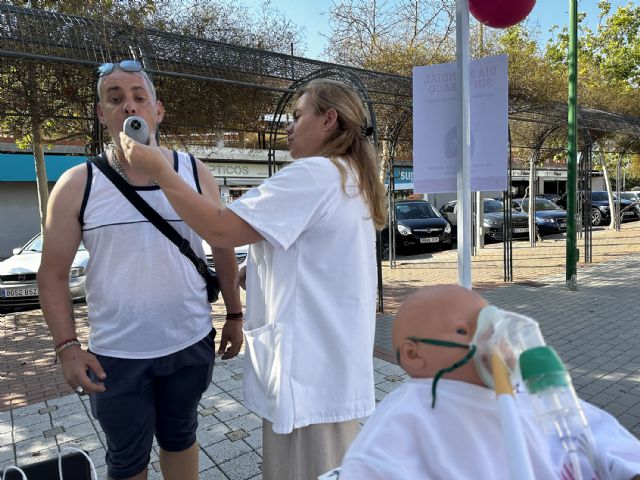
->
<box><xmin>88</xmin><ymin>332</ymin><xmax>215</xmax><ymax>479</ymax></box>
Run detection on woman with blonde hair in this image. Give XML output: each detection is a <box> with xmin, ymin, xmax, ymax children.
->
<box><xmin>121</xmin><ymin>78</ymin><xmax>386</xmax><ymax>479</ymax></box>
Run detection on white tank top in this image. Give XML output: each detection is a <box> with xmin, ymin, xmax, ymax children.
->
<box><xmin>80</xmin><ymin>151</ymin><xmax>212</xmax><ymax>359</ymax></box>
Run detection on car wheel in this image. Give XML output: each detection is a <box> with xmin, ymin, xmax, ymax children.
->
<box><xmin>590</xmin><ymin>208</ymin><xmax>602</xmax><ymax>226</ymax></box>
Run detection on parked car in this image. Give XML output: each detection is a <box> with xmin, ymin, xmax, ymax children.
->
<box><xmin>617</xmin><ymin>192</ymin><xmax>640</xmax><ymax>220</ymax></box>
<box><xmin>512</xmin><ymin>198</ymin><xmax>567</xmax><ymax>235</ymax></box>
<box><xmin>536</xmin><ymin>193</ymin><xmax>562</xmax><ymax>204</ymax></box>
<box><xmin>618</xmin><ymin>192</ymin><xmax>640</xmax><ymax>218</ymax></box>
<box><xmin>619</xmin><ymin>191</ymin><xmax>640</xmax><ymax>204</ymax></box>
<box><xmin>203</xmin><ymin>242</ymin><xmax>249</xmax><ymax>270</ymax></box>
<box><xmin>440</xmin><ymin>199</ymin><xmax>530</xmax><ymax>242</ymax></box>
<box><xmin>0</xmin><ymin>233</ymin><xmax>88</xmax><ymax>313</ymax></box>
<box><xmin>382</xmin><ymin>200</ymin><xmax>452</xmax><ymax>254</ymax></box>
<box><xmin>557</xmin><ymin>190</ymin><xmax>637</xmax><ymax>226</ymax></box>
<box><xmin>0</xmin><ymin>234</ymin><xmax>247</xmax><ymax>313</ymax></box>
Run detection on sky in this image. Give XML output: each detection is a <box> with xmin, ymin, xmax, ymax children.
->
<box><xmin>244</xmin><ymin>0</ymin><xmax>631</xmax><ymax>60</ymax></box>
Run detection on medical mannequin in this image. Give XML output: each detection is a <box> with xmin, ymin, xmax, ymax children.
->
<box><xmin>339</xmin><ymin>285</ymin><xmax>640</xmax><ymax>480</ymax></box>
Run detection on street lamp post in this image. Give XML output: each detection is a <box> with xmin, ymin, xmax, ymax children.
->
<box><xmin>566</xmin><ymin>0</ymin><xmax>578</xmax><ymax>290</ymax></box>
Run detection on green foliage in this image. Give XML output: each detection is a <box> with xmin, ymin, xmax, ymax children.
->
<box><xmin>498</xmin><ymin>25</ymin><xmax>565</xmax><ymax>103</ymax></box>
<box><xmin>627</xmin><ymin>154</ymin><xmax>640</xmax><ymax>178</ymax></box>
<box><xmin>590</xmin><ymin>1</ymin><xmax>640</xmax><ymax>86</ymax></box>
<box><xmin>363</xmin><ymin>43</ymin><xmax>449</xmax><ymax>76</ymax></box>
<box><xmin>542</xmin><ymin>1</ymin><xmax>640</xmax><ymax>115</ymax></box>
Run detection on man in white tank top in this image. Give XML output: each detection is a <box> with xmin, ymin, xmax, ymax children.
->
<box><xmin>38</xmin><ymin>60</ymin><xmax>243</xmax><ymax>480</ymax></box>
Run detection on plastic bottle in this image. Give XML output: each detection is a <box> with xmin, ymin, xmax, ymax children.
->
<box><xmin>519</xmin><ymin>346</ymin><xmax>603</xmax><ymax>480</ymax></box>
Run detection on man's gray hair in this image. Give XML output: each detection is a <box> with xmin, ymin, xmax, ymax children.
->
<box><xmin>97</xmin><ymin>64</ymin><xmax>157</xmax><ymax>102</ymax></box>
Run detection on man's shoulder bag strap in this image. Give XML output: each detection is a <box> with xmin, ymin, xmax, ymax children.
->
<box><xmin>91</xmin><ymin>153</ymin><xmax>219</xmax><ymax>301</ymax></box>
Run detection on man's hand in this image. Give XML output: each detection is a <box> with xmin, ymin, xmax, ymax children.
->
<box><xmin>58</xmin><ymin>346</ymin><xmax>107</xmax><ymax>395</ymax></box>
<box><xmin>237</xmin><ymin>265</ymin><xmax>247</xmax><ymax>290</ymax></box>
<box><xmin>218</xmin><ymin>320</ymin><xmax>243</xmax><ymax>360</ymax></box>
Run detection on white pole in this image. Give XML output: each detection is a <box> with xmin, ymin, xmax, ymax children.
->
<box><xmin>475</xmin><ymin>191</ymin><xmax>484</xmax><ymax>250</ymax></box>
<box><xmin>456</xmin><ymin>0</ymin><xmax>472</xmax><ymax>289</ymax></box>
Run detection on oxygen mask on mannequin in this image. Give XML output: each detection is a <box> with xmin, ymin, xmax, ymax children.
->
<box><xmin>472</xmin><ymin>306</ymin><xmax>546</xmax><ymax>390</ymax></box>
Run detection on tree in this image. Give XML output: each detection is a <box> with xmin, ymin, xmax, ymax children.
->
<box><xmin>326</xmin><ymin>0</ymin><xmax>456</xmax><ymax>70</ymax></box>
<box><xmin>590</xmin><ymin>0</ymin><xmax>640</xmax><ymax>87</ymax></box>
<box><xmin>2</xmin><ymin>0</ymin><xmax>159</xmax><ymax>234</ymax></box>
<box><xmin>544</xmin><ymin>1</ymin><xmax>640</xmax><ymax>227</ymax></box>
<box><xmin>0</xmin><ymin>56</ymin><xmax>94</xmax><ymax>234</ymax></box>
<box><xmin>151</xmin><ymin>0</ymin><xmax>305</xmax><ymax>55</ymax></box>
<box><xmin>1</xmin><ymin>0</ymin><xmax>306</xmax><ymax>233</ymax></box>
<box><xmin>544</xmin><ymin>1</ymin><xmax>640</xmax><ymax>116</ymax></box>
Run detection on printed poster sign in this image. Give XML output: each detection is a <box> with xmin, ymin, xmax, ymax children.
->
<box><xmin>412</xmin><ymin>54</ymin><xmax>509</xmax><ymax>193</ymax></box>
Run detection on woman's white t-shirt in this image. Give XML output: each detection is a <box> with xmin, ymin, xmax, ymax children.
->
<box><xmin>228</xmin><ymin>156</ymin><xmax>377</xmax><ymax>434</ymax></box>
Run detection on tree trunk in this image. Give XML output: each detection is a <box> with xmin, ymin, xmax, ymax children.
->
<box><xmin>528</xmin><ymin>153</ymin><xmax>537</xmax><ymax>246</ymax></box>
<box><xmin>379</xmin><ymin>136</ymin><xmax>390</xmax><ymax>185</ymax></box>
<box><xmin>599</xmin><ymin>152</ymin><xmax>616</xmax><ymax>229</ymax></box>
<box><xmin>32</xmin><ymin>120</ymin><xmax>49</xmax><ymax>235</ymax></box>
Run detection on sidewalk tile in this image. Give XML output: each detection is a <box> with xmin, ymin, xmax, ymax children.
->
<box><xmin>219</xmin><ymin>451</ymin><xmax>262</xmax><ymax>480</ymax></box>
<box><xmin>204</xmin><ymin>437</ymin><xmax>252</xmax><ymax>464</ymax></box>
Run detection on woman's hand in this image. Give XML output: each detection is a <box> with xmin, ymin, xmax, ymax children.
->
<box><xmin>119</xmin><ymin>131</ymin><xmax>171</xmax><ymax>180</ymax></box>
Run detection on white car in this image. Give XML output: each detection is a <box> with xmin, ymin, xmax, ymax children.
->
<box><xmin>202</xmin><ymin>241</ymin><xmax>248</xmax><ymax>271</ymax></box>
<box><xmin>0</xmin><ymin>234</ymin><xmax>246</xmax><ymax>313</ymax></box>
<box><xmin>0</xmin><ymin>233</ymin><xmax>88</xmax><ymax>312</ymax></box>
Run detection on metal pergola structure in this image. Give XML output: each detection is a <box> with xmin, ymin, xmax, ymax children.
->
<box><xmin>508</xmin><ymin>102</ymin><xmax>640</xmax><ymax>264</ymax></box>
<box><xmin>383</xmin><ymin>100</ymin><xmax>640</xmax><ymax>275</ymax></box>
<box><xmin>2</xmin><ymin>4</ymin><xmax>640</xmax><ymax>289</ymax></box>
<box><xmin>0</xmin><ymin>4</ymin><xmax>411</xmax><ymax>152</ymax></box>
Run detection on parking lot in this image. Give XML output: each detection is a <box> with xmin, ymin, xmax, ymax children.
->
<box><xmin>380</xmin><ymin>220</ymin><xmax>640</xmax><ymax>314</ymax></box>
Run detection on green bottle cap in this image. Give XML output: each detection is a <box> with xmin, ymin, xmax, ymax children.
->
<box><xmin>519</xmin><ymin>346</ymin><xmax>569</xmax><ymax>393</ymax></box>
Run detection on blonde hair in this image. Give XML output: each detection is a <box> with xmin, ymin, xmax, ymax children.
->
<box><xmin>296</xmin><ymin>79</ymin><xmax>386</xmax><ymax>229</ymax></box>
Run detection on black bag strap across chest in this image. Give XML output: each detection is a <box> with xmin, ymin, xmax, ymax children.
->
<box><xmin>91</xmin><ymin>153</ymin><xmax>212</xmax><ymax>280</ymax></box>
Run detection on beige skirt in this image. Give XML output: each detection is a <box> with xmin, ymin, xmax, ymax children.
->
<box><xmin>261</xmin><ymin>418</ymin><xmax>360</xmax><ymax>480</ymax></box>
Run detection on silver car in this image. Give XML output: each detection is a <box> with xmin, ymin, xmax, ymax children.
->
<box><xmin>0</xmin><ymin>233</ymin><xmax>88</xmax><ymax>312</ymax></box>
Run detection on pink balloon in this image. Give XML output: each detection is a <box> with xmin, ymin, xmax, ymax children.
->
<box><xmin>469</xmin><ymin>0</ymin><xmax>536</xmax><ymax>29</ymax></box>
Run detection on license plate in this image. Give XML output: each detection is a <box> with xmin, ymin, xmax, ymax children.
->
<box><xmin>420</xmin><ymin>237</ymin><xmax>440</xmax><ymax>243</ymax></box>
<box><xmin>623</xmin><ymin>211</ymin><xmax>634</xmax><ymax>216</ymax></box>
<box><xmin>558</xmin><ymin>222</ymin><xmax>566</xmax><ymax>227</ymax></box>
<box><xmin>513</xmin><ymin>228</ymin><xmax>528</xmax><ymax>233</ymax></box>
<box><xmin>0</xmin><ymin>287</ymin><xmax>38</xmax><ymax>298</ymax></box>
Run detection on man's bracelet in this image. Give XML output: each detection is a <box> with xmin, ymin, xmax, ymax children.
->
<box><xmin>55</xmin><ymin>339</ymin><xmax>81</xmax><ymax>357</ymax></box>
<box><xmin>55</xmin><ymin>337</ymin><xmax>78</xmax><ymax>351</ymax></box>
<box><xmin>225</xmin><ymin>312</ymin><xmax>244</xmax><ymax>321</ymax></box>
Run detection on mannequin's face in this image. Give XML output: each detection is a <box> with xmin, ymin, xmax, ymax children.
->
<box><xmin>392</xmin><ymin>285</ymin><xmax>487</xmax><ymax>386</ymax></box>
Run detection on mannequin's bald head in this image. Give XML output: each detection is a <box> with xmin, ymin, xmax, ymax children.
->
<box><xmin>392</xmin><ymin>285</ymin><xmax>487</xmax><ymax>385</ymax></box>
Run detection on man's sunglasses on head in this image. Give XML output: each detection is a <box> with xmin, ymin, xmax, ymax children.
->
<box><xmin>98</xmin><ymin>60</ymin><xmax>143</xmax><ymax>77</ymax></box>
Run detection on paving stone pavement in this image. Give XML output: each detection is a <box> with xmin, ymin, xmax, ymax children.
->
<box><xmin>2</xmin><ymin>222</ymin><xmax>640</xmax><ymax>478</ymax></box>
<box><xmin>0</xmin><ymin>352</ymin><xmax>409</xmax><ymax>479</ymax></box>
